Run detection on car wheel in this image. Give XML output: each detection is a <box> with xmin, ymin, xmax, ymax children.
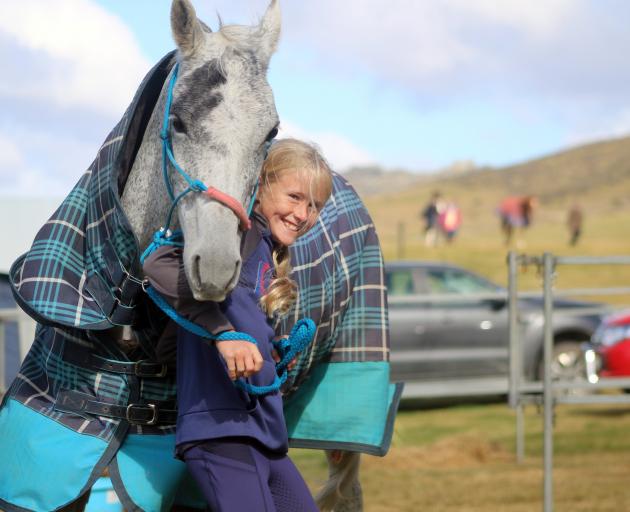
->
<box><xmin>537</xmin><ymin>341</ymin><xmax>588</xmax><ymax>390</ymax></box>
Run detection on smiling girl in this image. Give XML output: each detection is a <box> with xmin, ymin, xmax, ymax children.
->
<box><xmin>143</xmin><ymin>138</ymin><xmax>332</xmax><ymax>511</ymax></box>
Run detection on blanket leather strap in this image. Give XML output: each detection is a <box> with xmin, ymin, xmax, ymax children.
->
<box><xmin>63</xmin><ymin>349</ymin><xmax>168</xmax><ymax>378</ymax></box>
<box><xmin>56</xmin><ymin>390</ymin><xmax>177</xmax><ymax>426</ymax></box>
<box><xmin>92</xmin><ymin>357</ymin><xmax>168</xmax><ymax>378</ymax></box>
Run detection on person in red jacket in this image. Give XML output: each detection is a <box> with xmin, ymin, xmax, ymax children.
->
<box><xmin>438</xmin><ymin>201</ymin><xmax>462</xmax><ymax>243</ymax></box>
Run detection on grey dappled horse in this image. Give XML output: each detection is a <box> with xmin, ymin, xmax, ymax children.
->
<box><xmin>122</xmin><ymin>0</ymin><xmax>280</xmax><ymax>302</ymax></box>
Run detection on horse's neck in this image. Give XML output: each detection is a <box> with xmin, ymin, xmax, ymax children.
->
<box><xmin>121</xmin><ymin>99</ymin><xmax>173</xmax><ymax>253</ymax></box>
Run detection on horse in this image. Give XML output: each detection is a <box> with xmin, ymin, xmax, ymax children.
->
<box><xmin>498</xmin><ymin>195</ymin><xmax>536</xmax><ymax>245</ymax></box>
<box><xmin>0</xmin><ymin>1</ymin><xmax>282</xmax><ymax>511</ymax></box>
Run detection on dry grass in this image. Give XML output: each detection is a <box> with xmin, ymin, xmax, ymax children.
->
<box><xmin>291</xmin><ymin>402</ymin><xmax>630</xmax><ymax>511</ymax></box>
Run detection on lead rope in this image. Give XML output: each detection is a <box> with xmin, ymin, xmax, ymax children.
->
<box><xmin>144</xmin><ymin>284</ymin><xmax>315</xmax><ymax>395</ymax></box>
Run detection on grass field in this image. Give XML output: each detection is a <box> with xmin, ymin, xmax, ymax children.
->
<box><xmin>291</xmin><ymin>401</ymin><xmax>630</xmax><ymax>511</ymax></box>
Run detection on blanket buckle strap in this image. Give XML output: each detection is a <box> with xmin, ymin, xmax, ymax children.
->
<box><xmin>126</xmin><ymin>403</ymin><xmax>158</xmax><ymax>426</ymax></box>
<box><xmin>135</xmin><ymin>359</ymin><xmax>167</xmax><ymax>378</ymax></box>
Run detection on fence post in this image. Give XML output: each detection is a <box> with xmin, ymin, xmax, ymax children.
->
<box><xmin>507</xmin><ymin>252</ymin><xmax>526</xmax><ymax>463</ymax></box>
<box><xmin>543</xmin><ymin>252</ymin><xmax>555</xmax><ymax>512</ymax></box>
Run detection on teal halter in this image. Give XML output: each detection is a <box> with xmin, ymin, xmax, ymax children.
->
<box><xmin>142</xmin><ymin>62</ymin><xmax>307</xmax><ymax>395</ymax></box>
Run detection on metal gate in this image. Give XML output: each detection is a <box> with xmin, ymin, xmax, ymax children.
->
<box><xmin>507</xmin><ymin>252</ymin><xmax>630</xmax><ymax>512</ymax></box>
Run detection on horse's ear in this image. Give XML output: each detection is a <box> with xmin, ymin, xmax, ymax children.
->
<box><xmin>257</xmin><ymin>0</ymin><xmax>281</xmax><ymax>68</ymax></box>
<box><xmin>171</xmin><ymin>0</ymin><xmax>206</xmax><ymax>57</ymax></box>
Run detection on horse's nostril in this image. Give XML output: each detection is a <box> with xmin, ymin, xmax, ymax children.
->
<box><xmin>192</xmin><ymin>255</ymin><xmax>202</xmax><ymax>289</ymax></box>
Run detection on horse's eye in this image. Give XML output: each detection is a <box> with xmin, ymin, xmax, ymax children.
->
<box><xmin>265</xmin><ymin>126</ymin><xmax>278</xmax><ymax>142</ymax></box>
<box><xmin>171</xmin><ymin>116</ymin><xmax>186</xmax><ymax>135</ymax></box>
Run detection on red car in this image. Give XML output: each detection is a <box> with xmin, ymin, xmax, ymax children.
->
<box><xmin>584</xmin><ymin>310</ymin><xmax>630</xmax><ymax>382</ymax></box>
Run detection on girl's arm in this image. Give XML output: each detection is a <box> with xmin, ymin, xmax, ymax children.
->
<box><xmin>143</xmin><ymin>245</ymin><xmax>263</xmax><ymax>379</ymax></box>
<box><xmin>143</xmin><ymin>245</ymin><xmax>233</xmax><ymax>334</ymax></box>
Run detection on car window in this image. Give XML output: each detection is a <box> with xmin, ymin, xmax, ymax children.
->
<box><xmin>426</xmin><ymin>269</ymin><xmax>498</xmax><ymax>294</ymax></box>
<box><xmin>386</xmin><ymin>269</ymin><xmax>415</xmax><ymax>296</ymax></box>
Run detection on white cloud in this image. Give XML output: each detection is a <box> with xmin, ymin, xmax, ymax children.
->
<box><xmin>0</xmin><ymin>136</ymin><xmax>25</xmax><ymax>171</ymax></box>
<box><xmin>0</xmin><ymin>127</ymin><xmax>99</xmax><ymax>196</ymax></box>
<box><xmin>447</xmin><ymin>0</ymin><xmax>574</xmax><ymax>38</ymax></box>
<box><xmin>0</xmin><ymin>0</ymin><xmax>150</xmax><ymax>115</ymax></box>
<box><xmin>278</xmin><ymin>121</ymin><xmax>376</xmax><ymax>172</ymax></box>
<box><xmin>279</xmin><ymin>0</ymin><xmax>628</xmax><ymax>100</ymax></box>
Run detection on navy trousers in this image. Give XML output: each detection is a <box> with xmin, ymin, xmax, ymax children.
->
<box><xmin>181</xmin><ymin>439</ymin><xmax>318</xmax><ymax>512</ymax></box>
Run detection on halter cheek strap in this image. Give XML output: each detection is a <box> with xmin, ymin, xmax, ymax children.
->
<box><xmin>160</xmin><ymin>62</ymin><xmax>256</xmax><ymax>232</ymax></box>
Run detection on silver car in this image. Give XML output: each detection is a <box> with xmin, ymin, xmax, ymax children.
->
<box><xmin>386</xmin><ymin>261</ymin><xmax>609</xmax><ymax>398</ymax></box>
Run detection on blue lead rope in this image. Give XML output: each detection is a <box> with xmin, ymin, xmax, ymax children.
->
<box><xmin>144</xmin><ymin>278</ymin><xmax>315</xmax><ymax>396</ymax></box>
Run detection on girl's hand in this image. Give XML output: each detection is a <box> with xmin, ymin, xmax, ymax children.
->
<box><xmin>216</xmin><ymin>339</ymin><xmax>264</xmax><ymax>380</ymax></box>
<box><xmin>272</xmin><ymin>335</ymin><xmax>298</xmax><ymax>371</ymax></box>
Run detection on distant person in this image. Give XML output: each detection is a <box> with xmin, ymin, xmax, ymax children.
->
<box><xmin>421</xmin><ymin>191</ymin><xmax>444</xmax><ymax>247</ymax></box>
<box><xmin>567</xmin><ymin>203</ymin><xmax>583</xmax><ymax>246</ymax></box>
<box><xmin>438</xmin><ymin>201</ymin><xmax>462</xmax><ymax>243</ymax></box>
<box><xmin>498</xmin><ymin>195</ymin><xmax>536</xmax><ymax>245</ymax></box>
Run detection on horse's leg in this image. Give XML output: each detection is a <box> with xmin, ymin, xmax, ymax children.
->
<box><xmin>315</xmin><ymin>450</ymin><xmax>363</xmax><ymax>512</ymax></box>
<box><xmin>57</xmin><ymin>490</ymin><xmax>92</xmax><ymax>512</ymax></box>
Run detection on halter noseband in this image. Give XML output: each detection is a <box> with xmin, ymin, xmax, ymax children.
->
<box><xmin>159</xmin><ymin>62</ymin><xmax>256</xmax><ymax>232</ymax></box>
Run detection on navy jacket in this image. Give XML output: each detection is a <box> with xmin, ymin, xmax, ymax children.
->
<box><xmin>143</xmin><ymin>214</ymin><xmax>288</xmax><ymax>453</ymax></box>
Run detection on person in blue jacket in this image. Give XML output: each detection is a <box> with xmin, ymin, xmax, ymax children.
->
<box><xmin>143</xmin><ymin>138</ymin><xmax>333</xmax><ymax>512</ymax></box>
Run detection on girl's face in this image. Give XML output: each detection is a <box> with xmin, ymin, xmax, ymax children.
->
<box><xmin>257</xmin><ymin>169</ymin><xmax>325</xmax><ymax>246</ymax></box>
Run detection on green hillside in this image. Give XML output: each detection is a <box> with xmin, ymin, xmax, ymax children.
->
<box><xmin>360</xmin><ymin>135</ymin><xmax>630</xmax><ymax>301</ymax></box>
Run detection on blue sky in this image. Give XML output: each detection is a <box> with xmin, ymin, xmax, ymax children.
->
<box><xmin>2</xmin><ymin>0</ymin><xmax>630</xmax><ymax>195</ymax></box>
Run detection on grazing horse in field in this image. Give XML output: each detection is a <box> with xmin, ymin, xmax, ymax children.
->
<box><xmin>1</xmin><ymin>1</ymin><xmax>281</xmax><ymax>511</ymax></box>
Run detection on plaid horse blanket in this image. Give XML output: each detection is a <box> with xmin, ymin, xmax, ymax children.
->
<box><xmin>0</xmin><ymin>49</ymin><xmax>400</xmax><ymax>511</ymax></box>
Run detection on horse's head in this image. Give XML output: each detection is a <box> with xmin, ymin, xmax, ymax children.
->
<box><xmin>168</xmin><ymin>0</ymin><xmax>280</xmax><ymax>301</ymax></box>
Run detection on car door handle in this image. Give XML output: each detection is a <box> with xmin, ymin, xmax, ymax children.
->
<box><xmin>480</xmin><ymin>320</ymin><xmax>493</xmax><ymax>330</ymax></box>
<box><xmin>414</xmin><ymin>325</ymin><xmax>426</xmax><ymax>335</ymax></box>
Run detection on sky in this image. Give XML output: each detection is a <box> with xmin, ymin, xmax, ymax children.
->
<box><xmin>2</xmin><ymin>0</ymin><xmax>630</xmax><ymax>196</ymax></box>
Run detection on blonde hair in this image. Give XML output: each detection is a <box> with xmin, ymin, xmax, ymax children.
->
<box><xmin>258</xmin><ymin>138</ymin><xmax>333</xmax><ymax>318</ymax></box>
